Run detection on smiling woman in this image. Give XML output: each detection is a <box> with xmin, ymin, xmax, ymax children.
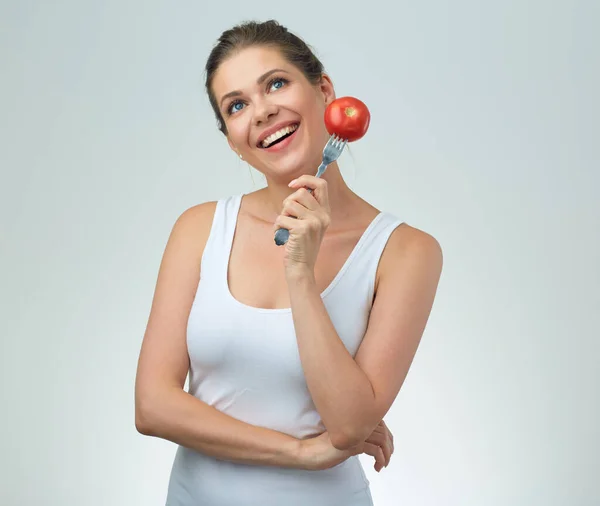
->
<box><xmin>209</xmin><ymin>42</ymin><xmax>334</xmax><ymax>184</ymax></box>
<box><xmin>134</xmin><ymin>19</ymin><xmax>442</xmax><ymax>506</ymax></box>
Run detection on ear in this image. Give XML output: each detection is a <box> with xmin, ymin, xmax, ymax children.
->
<box><xmin>318</xmin><ymin>73</ymin><xmax>336</xmax><ymax>106</ymax></box>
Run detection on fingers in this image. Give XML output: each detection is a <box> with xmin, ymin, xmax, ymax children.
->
<box><xmin>364</xmin><ymin>431</ymin><xmax>385</xmax><ymax>446</ymax></box>
<box><xmin>362</xmin><ymin>442</ymin><xmax>386</xmax><ymax>473</ymax></box>
<box><xmin>364</xmin><ymin>423</ymin><xmax>393</xmax><ymax>469</ymax></box>
<box><xmin>366</xmin><ymin>433</ymin><xmax>391</xmax><ymax>468</ymax></box>
<box><xmin>281</xmin><ymin>199</ymin><xmax>309</xmax><ymax>219</ymax></box>
<box><xmin>381</xmin><ymin>420</ymin><xmax>394</xmax><ymax>453</ymax></box>
<box><xmin>284</xmin><ymin>187</ymin><xmax>318</xmax><ymax>210</ymax></box>
<box><xmin>288</xmin><ymin>175</ymin><xmax>327</xmax><ymax>194</ymax></box>
<box><xmin>275</xmin><ymin>187</ymin><xmax>329</xmax><ymax>232</ymax></box>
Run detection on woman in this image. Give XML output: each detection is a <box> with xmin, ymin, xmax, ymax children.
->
<box><xmin>135</xmin><ymin>20</ymin><xmax>442</xmax><ymax>506</ymax></box>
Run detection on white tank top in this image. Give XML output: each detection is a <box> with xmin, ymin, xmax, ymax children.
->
<box><xmin>166</xmin><ymin>193</ymin><xmax>403</xmax><ymax>506</ymax></box>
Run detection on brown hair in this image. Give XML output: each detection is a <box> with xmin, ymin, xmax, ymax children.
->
<box><xmin>205</xmin><ymin>20</ymin><xmax>325</xmax><ymax>135</ymax></box>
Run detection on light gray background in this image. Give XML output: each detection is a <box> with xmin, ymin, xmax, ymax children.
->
<box><xmin>1</xmin><ymin>1</ymin><xmax>598</xmax><ymax>505</ymax></box>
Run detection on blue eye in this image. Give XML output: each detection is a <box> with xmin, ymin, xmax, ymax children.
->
<box><xmin>270</xmin><ymin>78</ymin><xmax>287</xmax><ymax>91</ymax></box>
<box><xmin>228</xmin><ymin>101</ymin><xmax>244</xmax><ymax>115</ymax></box>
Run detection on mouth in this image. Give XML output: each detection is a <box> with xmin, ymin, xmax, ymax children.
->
<box><xmin>257</xmin><ymin>122</ymin><xmax>300</xmax><ymax>150</ymax></box>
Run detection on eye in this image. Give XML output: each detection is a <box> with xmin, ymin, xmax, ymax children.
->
<box><xmin>269</xmin><ymin>77</ymin><xmax>288</xmax><ymax>92</ymax></box>
<box><xmin>227</xmin><ymin>100</ymin><xmax>245</xmax><ymax>115</ymax></box>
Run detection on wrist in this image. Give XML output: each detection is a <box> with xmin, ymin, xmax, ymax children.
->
<box><xmin>287</xmin><ymin>438</ymin><xmax>311</xmax><ymax>470</ymax></box>
<box><xmin>285</xmin><ymin>265</ymin><xmax>316</xmax><ymax>285</ymax></box>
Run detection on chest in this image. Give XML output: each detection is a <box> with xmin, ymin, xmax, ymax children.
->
<box><xmin>227</xmin><ymin>222</ymin><xmax>365</xmax><ymax>311</ymax></box>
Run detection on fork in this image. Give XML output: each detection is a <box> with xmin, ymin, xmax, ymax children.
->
<box><xmin>274</xmin><ymin>134</ymin><xmax>348</xmax><ymax>246</ymax></box>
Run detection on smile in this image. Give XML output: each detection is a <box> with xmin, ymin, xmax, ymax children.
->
<box><xmin>259</xmin><ymin>123</ymin><xmax>299</xmax><ymax>149</ymax></box>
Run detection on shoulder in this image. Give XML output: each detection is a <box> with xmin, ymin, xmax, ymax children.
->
<box><xmin>375</xmin><ymin>223</ymin><xmax>443</xmax><ymax>293</ymax></box>
<box><xmin>161</xmin><ymin>200</ymin><xmax>219</xmax><ymax>270</ymax></box>
<box><xmin>389</xmin><ymin>224</ymin><xmax>442</xmax><ymax>264</ymax></box>
<box><xmin>173</xmin><ymin>200</ymin><xmax>218</xmax><ymax>235</ymax></box>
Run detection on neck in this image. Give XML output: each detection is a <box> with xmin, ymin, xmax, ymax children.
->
<box><xmin>255</xmin><ymin>161</ymin><xmax>358</xmax><ymax>227</ymax></box>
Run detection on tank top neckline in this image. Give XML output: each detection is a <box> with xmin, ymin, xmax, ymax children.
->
<box><xmin>223</xmin><ymin>193</ymin><xmax>386</xmax><ymax>314</ymax></box>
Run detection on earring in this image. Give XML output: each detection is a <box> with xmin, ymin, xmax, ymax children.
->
<box><xmin>238</xmin><ymin>153</ymin><xmax>243</xmax><ymax>160</ymax></box>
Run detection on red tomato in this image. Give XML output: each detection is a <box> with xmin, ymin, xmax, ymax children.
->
<box><xmin>324</xmin><ymin>96</ymin><xmax>370</xmax><ymax>142</ymax></box>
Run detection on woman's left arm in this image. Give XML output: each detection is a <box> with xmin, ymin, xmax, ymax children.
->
<box><xmin>286</xmin><ymin>221</ymin><xmax>443</xmax><ymax>451</ymax></box>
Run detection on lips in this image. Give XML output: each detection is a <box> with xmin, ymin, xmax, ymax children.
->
<box><xmin>256</xmin><ymin>121</ymin><xmax>300</xmax><ymax>148</ymax></box>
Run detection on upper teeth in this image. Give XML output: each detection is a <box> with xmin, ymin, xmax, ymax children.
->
<box><xmin>261</xmin><ymin>124</ymin><xmax>298</xmax><ymax>148</ymax></box>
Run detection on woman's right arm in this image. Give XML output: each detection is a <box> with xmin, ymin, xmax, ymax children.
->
<box><xmin>135</xmin><ymin>203</ymin><xmax>311</xmax><ymax>468</ymax></box>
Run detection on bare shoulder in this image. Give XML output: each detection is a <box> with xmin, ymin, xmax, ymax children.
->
<box><xmin>173</xmin><ymin>200</ymin><xmax>218</xmax><ymax>237</ymax></box>
<box><xmin>167</xmin><ymin>201</ymin><xmax>219</xmax><ymax>264</ymax></box>
<box><xmin>375</xmin><ymin>223</ymin><xmax>443</xmax><ymax>293</ymax></box>
<box><xmin>389</xmin><ymin>224</ymin><xmax>442</xmax><ymax>262</ymax></box>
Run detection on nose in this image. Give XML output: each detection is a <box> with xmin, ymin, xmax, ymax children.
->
<box><xmin>252</xmin><ymin>97</ymin><xmax>278</xmax><ymax>126</ymax></box>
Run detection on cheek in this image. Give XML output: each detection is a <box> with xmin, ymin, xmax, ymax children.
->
<box><xmin>227</xmin><ymin>120</ymin><xmax>250</xmax><ymax>146</ymax></box>
<box><xmin>298</xmin><ymin>93</ymin><xmax>326</xmax><ymax>125</ymax></box>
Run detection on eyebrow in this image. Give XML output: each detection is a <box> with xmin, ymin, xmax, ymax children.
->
<box><xmin>219</xmin><ymin>68</ymin><xmax>290</xmax><ymax>109</ymax></box>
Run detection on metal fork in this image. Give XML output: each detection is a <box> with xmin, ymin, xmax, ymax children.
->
<box><xmin>274</xmin><ymin>134</ymin><xmax>348</xmax><ymax>246</ymax></box>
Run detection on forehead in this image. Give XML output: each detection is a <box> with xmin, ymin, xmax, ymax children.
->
<box><xmin>212</xmin><ymin>46</ymin><xmax>295</xmax><ymax>96</ymax></box>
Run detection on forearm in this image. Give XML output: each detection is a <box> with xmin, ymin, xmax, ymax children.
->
<box><xmin>287</xmin><ymin>270</ymin><xmax>376</xmax><ymax>447</ymax></box>
<box><xmin>136</xmin><ymin>387</ymin><xmax>303</xmax><ymax>468</ymax></box>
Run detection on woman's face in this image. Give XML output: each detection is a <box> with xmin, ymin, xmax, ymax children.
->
<box><xmin>211</xmin><ymin>45</ymin><xmax>335</xmax><ymax>181</ymax></box>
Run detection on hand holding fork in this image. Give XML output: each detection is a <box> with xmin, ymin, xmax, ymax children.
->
<box><xmin>274</xmin><ymin>134</ymin><xmax>348</xmax><ymax>246</ymax></box>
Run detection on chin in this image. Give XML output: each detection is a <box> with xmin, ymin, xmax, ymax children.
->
<box><xmin>289</xmin><ymin>142</ymin><xmax>324</xmax><ymax>172</ymax></box>
<box><xmin>281</xmin><ymin>156</ymin><xmax>318</xmax><ymax>179</ymax></box>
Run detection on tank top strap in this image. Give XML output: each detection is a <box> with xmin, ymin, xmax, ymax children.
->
<box><xmin>334</xmin><ymin>211</ymin><xmax>404</xmax><ymax>306</ymax></box>
<box><xmin>199</xmin><ymin>193</ymin><xmax>243</xmax><ymax>285</ymax></box>
<box><xmin>357</xmin><ymin>212</ymin><xmax>404</xmax><ymax>259</ymax></box>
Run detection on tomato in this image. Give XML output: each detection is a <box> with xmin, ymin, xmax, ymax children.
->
<box><xmin>324</xmin><ymin>96</ymin><xmax>370</xmax><ymax>142</ymax></box>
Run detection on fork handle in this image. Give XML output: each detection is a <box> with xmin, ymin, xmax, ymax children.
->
<box><xmin>273</xmin><ymin>162</ymin><xmax>329</xmax><ymax>246</ymax></box>
<box><xmin>314</xmin><ymin>162</ymin><xmax>328</xmax><ymax>178</ymax></box>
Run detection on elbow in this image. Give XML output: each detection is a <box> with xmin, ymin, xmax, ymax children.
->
<box><xmin>330</xmin><ymin>416</ymin><xmax>378</xmax><ymax>450</ymax></box>
<box><xmin>135</xmin><ymin>384</ymin><xmax>180</xmax><ymax>436</ymax></box>
<box><xmin>135</xmin><ymin>396</ymin><xmax>157</xmax><ymax>436</ymax></box>
<box><xmin>329</xmin><ymin>427</ymin><xmax>367</xmax><ymax>451</ymax></box>
<box><xmin>135</xmin><ymin>413</ymin><xmax>152</xmax><ymax>436</ymax></box>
